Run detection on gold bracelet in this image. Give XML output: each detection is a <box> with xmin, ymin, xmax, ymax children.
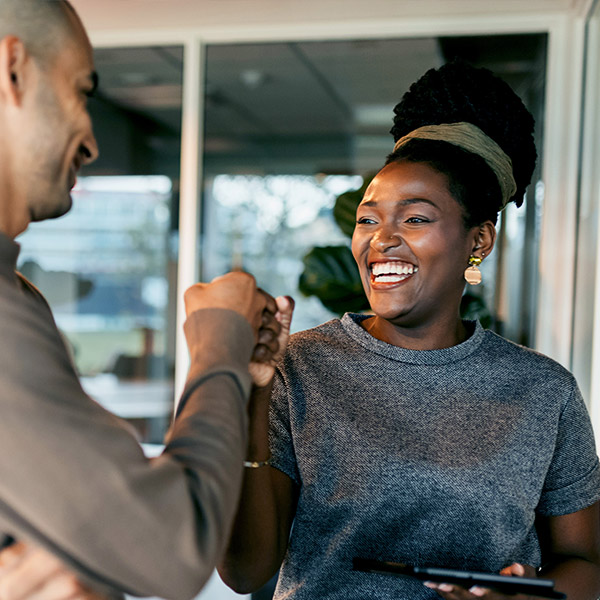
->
<box><xmin>243</xmin><ymin>459</ymin><xmax>271</xmax><ymax>468</ymax></box>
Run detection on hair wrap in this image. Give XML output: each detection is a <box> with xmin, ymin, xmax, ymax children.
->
<box><xmin>393</xmin><ymin>122</ymin><xmax>517</xmax><ymax>209</ymax></box>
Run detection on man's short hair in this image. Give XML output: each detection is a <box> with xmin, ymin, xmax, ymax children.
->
<box><xmin>0</xmin><ymin>0</ymin><xmax>75</xmax><ymax>66</ymax></box>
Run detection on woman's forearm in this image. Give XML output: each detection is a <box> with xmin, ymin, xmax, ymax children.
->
<box><xmin>540</xmin><ymin>556</ymin><xmax>600</xmax><ymax>600</ymax></box>
<box><xmin>218</xmin><ymin>383</ymin><xmax>294</xmax><ymax>594</ymax></box>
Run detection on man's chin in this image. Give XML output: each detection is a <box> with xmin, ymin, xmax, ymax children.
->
<box><xmin>30</xmin><ymin>195</ymin><xmax>73</xmax><ymax>223</ymax></box>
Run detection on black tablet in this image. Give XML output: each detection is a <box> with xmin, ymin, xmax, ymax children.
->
<box><xmin>352</xmin><ymin>558</ymin><xmax>566</xmax><ymax>599</ymax></box>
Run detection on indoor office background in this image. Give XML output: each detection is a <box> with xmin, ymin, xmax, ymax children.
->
<box><xmin>17</xmin><ymin>1</ymin><xmax>600</xmax><ymax>599</ymax></box>
<box><xmin>18</xmin><ymin>34</ymin><xmax>547</xmax><ymax>443</ymax></box>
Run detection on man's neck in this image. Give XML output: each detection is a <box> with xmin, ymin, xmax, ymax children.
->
<box><xmin>0</xmin><ymin>183</ymin><xmax>29</xmax><ymax>240</ymax></box>
<box><xmin>0</xmin><ymin>138</ymin><xmax>30</xmax><ymax>239</ymax></box>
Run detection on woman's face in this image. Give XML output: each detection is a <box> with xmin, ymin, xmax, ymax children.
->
<box><xmin>351</xmin><ymin>160</ymin><xmax>478</xmax><ymax>330</ymax></box>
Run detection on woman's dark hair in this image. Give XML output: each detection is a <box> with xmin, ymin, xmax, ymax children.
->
<box><xmin>386</xmin><ymin>61</ymin><xmax>537</xmax><ymax>227</ymax></box>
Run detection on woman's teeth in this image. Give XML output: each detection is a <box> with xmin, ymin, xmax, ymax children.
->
<box><xmin>371</xmin><ymin>262</ymin><xmax>418</xmax><ymax>282</ymax></box>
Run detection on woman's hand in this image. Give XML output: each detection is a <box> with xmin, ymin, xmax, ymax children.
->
<box><xmin>0</xmin><ymin>541</ymin><xmax>110</xmax><ymax>600</ymax></box>
<box><xmin>424</xmin><ymin>563</ymin><xmax>537</xmax><ymax>600</ymax></box>
<box><xmin>249</xmin><ymin>295</ymin><xmax>294</xmax><ymax>388</ymax></box>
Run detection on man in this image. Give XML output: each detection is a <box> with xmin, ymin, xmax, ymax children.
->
<box><xmin>0</xmin><ymin>0</ymin><xmax>286</xmax><ymax>598</ymax></box>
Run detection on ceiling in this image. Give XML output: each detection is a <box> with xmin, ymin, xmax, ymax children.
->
<box><xmin>85</xmin><ymin>32</ymin><xmax>547</xmax><ymax>179</ymax></box>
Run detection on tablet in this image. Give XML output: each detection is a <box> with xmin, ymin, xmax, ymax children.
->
<box><xmin>352</xmin><ymin>558</ymin><xmax>566</xmax><ymax>599</ymax></box>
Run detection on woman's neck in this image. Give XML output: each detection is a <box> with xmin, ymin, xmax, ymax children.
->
<box><xmin>361</xmin><ymin>314</ymin><xmax>470</xmax><ymax>350</ymax></box>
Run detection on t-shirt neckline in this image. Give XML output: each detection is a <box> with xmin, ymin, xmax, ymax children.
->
<box><xmin>340</xmin><ymin>312</ymin><xmax>486</xmax><ymax>366</ymax></box>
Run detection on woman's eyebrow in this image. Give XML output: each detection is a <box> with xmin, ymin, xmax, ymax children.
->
<box><xmin>360</xmin><ymin>197</ymin><xmax>438</xmax><ymax>208</ymax></box>
<box><xmin>399</xmin><ymin>198</ymin><xmax>438</xmax><ymax>208</ymax></box>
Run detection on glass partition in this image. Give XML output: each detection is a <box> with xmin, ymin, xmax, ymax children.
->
<box><xmin>202</xmin><ymin>35</ymin><xmax>546</xmax><ymax>600</ymax></box>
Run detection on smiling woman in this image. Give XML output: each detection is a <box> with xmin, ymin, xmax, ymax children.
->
<box><xmin>352</xmin><ymin>161</ymin><xmax>491</xmax><ymax>347</ymax></box>
<box><xmin>217</xmin><ymin>61</ymin><xmax>600</xmax><ymax>600</ymax></box>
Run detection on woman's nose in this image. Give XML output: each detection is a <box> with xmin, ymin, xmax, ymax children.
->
<box><xmin>370</xmin><ymin>227</ymin><xmax>402</xmax><ymax>252</ymax></box>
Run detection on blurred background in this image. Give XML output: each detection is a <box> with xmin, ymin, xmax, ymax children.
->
<box><xmin>17</xmin><ymin>32</ymin><xmax>548</xmax><ymax>444</ymax></box>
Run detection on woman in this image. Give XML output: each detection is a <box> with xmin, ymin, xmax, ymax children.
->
<box><xmin>218</xmin><ymin>62</ymin><xmax>600</xmax><ymax>600</ymax></box>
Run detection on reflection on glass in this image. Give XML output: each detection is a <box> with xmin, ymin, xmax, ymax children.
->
<box><xmin>14</xmin><ymin>44</ymin><xmax>186</xmax><ymax>444</ymax></box>
<box><xmin>17</xmin><ymin>176</ymin><xmax>174</xmax><ymax>443</ymax></box>
<box><xmin>572</xmin><ymin>0</ymin><xmax>600</xmax><ymax>404</ymax></box>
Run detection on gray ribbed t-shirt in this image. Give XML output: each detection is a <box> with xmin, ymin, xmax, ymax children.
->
<box><xmin>269</xmin><ymin>313</ymin><xmax>600</xmax><ymax>600</ymax></box>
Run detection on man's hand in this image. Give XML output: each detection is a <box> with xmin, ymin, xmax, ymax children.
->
<box><xmin>0</xmin><ymin>542</ymin><xmax>108</xmax><ymax>600</ymax></box>
<box><xmin>184</xmin><ymin>272</ymin><xmax>277</xmax><ymax>335</ymax></box>
<box><xmin>184</xmin><ymin>272</ymin><xmax>283</xmax><ymax>368</ymax></box>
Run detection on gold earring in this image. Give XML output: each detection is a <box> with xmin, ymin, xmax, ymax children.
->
<box><xmin>464</xmin><ymin>255</ymin><xmax>482</xmax><ymax>285</ymax></box>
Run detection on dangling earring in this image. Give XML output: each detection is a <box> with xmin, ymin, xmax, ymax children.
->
<box><xmin>464</xmin><ymin>255</ymin><xmax>483</xmax><ymax>285</ymax></box>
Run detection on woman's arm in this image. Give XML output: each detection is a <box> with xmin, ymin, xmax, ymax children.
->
<box><xmin>218</xmin><ymin>382</ymin><xmax>298</xmax><ymax>593</ymax></box>
<box><xmin>218</xmin><ymin>297</ymin><xmax>298</xmax><ymax>594</ymax></box>
<box><xmin>536</xmin><ymin>501</ymin><xmax>600</xmax><ymax>599</ymax></box>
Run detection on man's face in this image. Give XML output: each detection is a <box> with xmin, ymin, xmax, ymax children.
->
<box><xmin>20</xmin><ymin>15</ymin><xmax>98</xmax><ymax>224</ymax></box>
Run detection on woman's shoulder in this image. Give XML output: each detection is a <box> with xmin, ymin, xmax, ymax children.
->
<box><xmin>288</xmin><ymin>317</ymin><xmax>346</xmax><ymax>348</ymax></box>
<box><xmin>481</xmin><ymin>328</ymin><xmax>576</xmax><ymax>384</ymax></box>
<box><xmin>286</xmin><ymin>312</ymin><xmax>374</xmax><ymax>351</ymax></box>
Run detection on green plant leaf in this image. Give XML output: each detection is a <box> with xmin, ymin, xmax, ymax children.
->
<box><xmin>333</xmin><ymin>176</ymin><xmax>373</xmax><ymax>238</ymax></box>
<box><xmin>298</xmin><ymin>245</ymin><xmax>369</xmax><ymax>315</ymax></box>
<box><xmin>460</xmin><ymin>291</ymin><xmax>493</xmax><ymax>329</ymax></box>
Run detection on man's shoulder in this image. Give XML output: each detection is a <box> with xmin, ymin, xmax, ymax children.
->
<box><xmin>15</xmin><ymin>272</ymin><xmax>51</xmax><ymax>307</ymax></box>
<box><xmin>0</xmin><ymin>271</ymin><xmax>56</xmax><ymax>335</ymax></box>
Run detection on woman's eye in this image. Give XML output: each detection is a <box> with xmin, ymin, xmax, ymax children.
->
<box><xmin>405</xmin><ymin>216</ymin><xmax>429</xmax><ymax>224</ymax></box>
<box><xmin>356</xmin><ymin>217</ymin><xmax>376</xmax><ymax>225</ymax></box>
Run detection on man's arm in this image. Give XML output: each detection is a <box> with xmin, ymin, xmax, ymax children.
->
<box><xmin>0</xmin><ymin>272</ymin><xmax>277</xmax><ymax>600</ymax></box>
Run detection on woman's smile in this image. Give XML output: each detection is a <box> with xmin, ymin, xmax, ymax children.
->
<box><xmin>369</xmin><ymin>260</ymin><xmax>419</xmax><ymax>286</ymax></box>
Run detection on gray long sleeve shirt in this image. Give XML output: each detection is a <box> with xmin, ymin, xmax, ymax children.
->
<box><xmin>0</xmin><ymin>232</ymin><xmax>253</xmax><ymax>600</ymax></box>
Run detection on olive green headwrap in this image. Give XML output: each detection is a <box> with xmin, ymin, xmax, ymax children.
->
<box><xmin>393</xmin><ymin>121</ymin><xmax>517</xmax><ymax>209</ymax></box>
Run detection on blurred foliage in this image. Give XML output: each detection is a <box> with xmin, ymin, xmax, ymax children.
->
<box><xmin>460</xmin><ymin>291</ymin><xmax>493</xmax><ymax>329</ymax></box>
<box><xmin>332</xmin><ymin>178</ymin><xmax>372</xmax><ymax>237</ymax></box>
<box><xmin>298</xmin><ymin>246</ymin><xmax>369</xmax><ymax>314</ymax></box>
<box><xmin>298</xmin><ymin>178</ymin><xmax>371</xmax><ymax>316</ymax></box>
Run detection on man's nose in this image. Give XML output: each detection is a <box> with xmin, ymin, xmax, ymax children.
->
<box><xmin>80</xmin><ymin>130</ymin><xmax>99</xmax><ymax>166</ymax></box>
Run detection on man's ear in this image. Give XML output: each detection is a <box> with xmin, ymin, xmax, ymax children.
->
<box><xmin>471</xmin><ymin>220</ymin><xmax>496</xmax><ymax>259</ymax></box>
<box><xmin>0</xmin><ymin>36</ymin><xmax>29</xmax><ymax>107</ymax></box>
